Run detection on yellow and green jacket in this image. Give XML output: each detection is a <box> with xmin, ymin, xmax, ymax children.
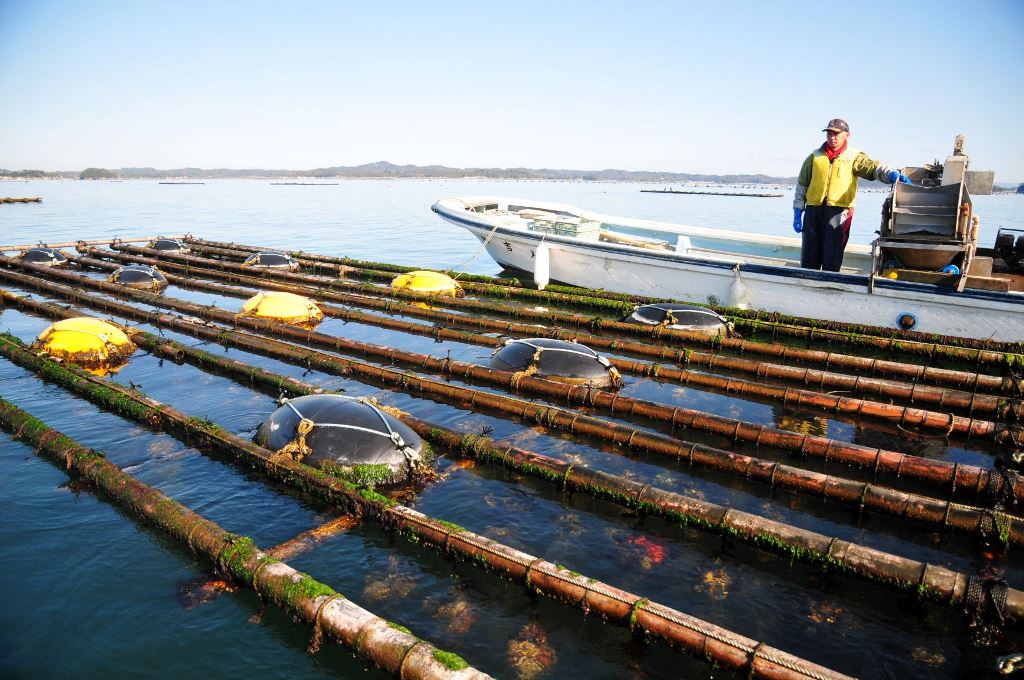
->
<box><xmin>793</xmin><ymin>145</ymin><xmax>894</xmax><ymax>210</ymax></box>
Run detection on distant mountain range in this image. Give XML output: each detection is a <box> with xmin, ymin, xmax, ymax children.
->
<box><xmin>3</xmin><ymin>162</ymin><xmax>1020</xmax><ymax>189</ymax></box>
<box><xmin>0</xmin><ymin>161</ymin><xmax>795</xmax><ymax>184</ymax></box>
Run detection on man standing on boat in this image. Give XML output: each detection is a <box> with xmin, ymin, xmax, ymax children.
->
<box><xmin>792</xmin><ymin>118</ymin><xmax>910</xmax><ymax>271</ymax></box>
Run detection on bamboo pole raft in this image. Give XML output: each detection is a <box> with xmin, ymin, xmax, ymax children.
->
<box><xmin>0</xmin><ymin>398</ymin><xmax>492</xmax><ymax>680</ymax></box>
<box><xmin>2</xmin><ymin>305</ymin><xmax>1011</xmax><ymax>609</ymax></box>
<box><xmin>3</xmin><ymin>278</ymin><xmax>1023</xmax><ymax>553</ymax></box>
<box><xmin>0</xmin><ymin>196</ymin><xmax>42</xmax><ymax>203</ymax></box>
<box><xmin>5</xmin><ymin>255</ymin><xmax>1018</xmax><ymax>453</ymax></box>
<box><xmin>4</xmin><ymin>271</ymin><xmax>1023</xmax><ymax>513</ymax></box>
<box><xmin>4</xmin><ymin>234</ymin><xmax>1024</xmax><ymax>678</ymax></box>
<box><xmin>0</xmin><ymin>341</ymin><xmax>854</xmax><ymax>680</ymax></box>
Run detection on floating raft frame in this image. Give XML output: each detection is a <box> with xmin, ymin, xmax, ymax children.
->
<box><xmin>641</xmin><ymin>189</ymin><xmax>784</xmax><ymax>198</ymax></box>
<box><xmin>3</xmin><ymin>233</ymin><xmax>1024</xmax><ymax>678</ymax></box>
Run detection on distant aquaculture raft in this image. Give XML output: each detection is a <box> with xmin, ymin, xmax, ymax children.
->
<box><xmin>640</xmin><ymin>188</ymin><xmax>783</xmax><ymax>197</ymax></box>
<box><xmin>3</xmin><ymin>232</ymin><xmax>1024</xmax><ymax>679</ymax></box>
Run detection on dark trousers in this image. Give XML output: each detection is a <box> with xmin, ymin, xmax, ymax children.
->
<box><xmin>801</xmin><ymin>205</ymin><xmax>854</xmax><ymax>272</ymax></box>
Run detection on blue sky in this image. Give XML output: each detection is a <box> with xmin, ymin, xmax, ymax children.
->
<box><xmin>2</xmin><ymin>1</ymin><xmax>1022</xmax><ymax>179</ymax></box>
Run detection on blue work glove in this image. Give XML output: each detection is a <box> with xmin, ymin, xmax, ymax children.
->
<box><xmin>886</xmin><ymin>170</ymin><xmax>912</xmax><ymax>185</ymax></box>
<box><xmin>792</xmin><ymin>207</ymin><xmax>803</xmax><ymax>233</ymax></box>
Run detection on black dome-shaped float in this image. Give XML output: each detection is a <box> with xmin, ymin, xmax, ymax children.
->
<box><xmin>20</xmin><ymin>247</ymin><xmax>69</xmax><ymax>267</ymax></box>
<box><xmin>254</xmin><ymin>394</ymin><xmax>423</xmax><ymax>485</ymax></box>
<box><xmin>242</xmin><ymin>251</ymin><xmax>300</xmax><ymax>271</ymax></box>
<box><xmin>107</xmin><ymin>264</ymin><xmax>169</xmax><ymax>290</ymax></box>
<box><xmin>148</xmin><ymin>238</ymin><xmax>190</xmax><ymax>253</ymax></box>
<box><xmin>622</xmin><ymin>303</ymin><xmax>730</xmax><ymax>336</ymax></box>
<box><xmin>490</xmin><ymin>338</ymin><xmax>621</xmax><ymax>388</ymax></box>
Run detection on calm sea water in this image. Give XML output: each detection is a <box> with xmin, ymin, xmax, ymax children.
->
<box><xmin>1</xmin><ymin>180</ymin><xmax>1023</xmax><ymax>679</ymax></box>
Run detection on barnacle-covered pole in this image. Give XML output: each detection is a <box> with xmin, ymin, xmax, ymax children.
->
<box><xmin>0</xmin><ymin>398</ymin><xmax>490</xmax><ymax>680</ymax></box>
<box><xmin>74</xmin><ymin>250</ymin><xmax>1020</xmax><ymax>424</ymax></box>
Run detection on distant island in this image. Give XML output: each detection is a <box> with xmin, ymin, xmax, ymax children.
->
<box><xmin>0</xmin><ymin>161</ymin><xmax>794</xmax><ymax>184</ymax></box>
<box><xmin>2</xmin><ymin>162</ymin><xmax>1020</xmax><ymax>191</ymax></box>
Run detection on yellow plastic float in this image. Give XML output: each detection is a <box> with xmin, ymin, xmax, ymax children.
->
<box><xmin>240</xmin><ymin>291</ymin><xmax>324</xmax><ymax>325</ymax></box>
<box><xmin>32</xmin><ymin>317</ymin><xmax>136</xmax><ymax>368</ymax></box>
<box><xmin>390</xmin><ymin>270</ymin><xmax>463</xmax><ymax>297</ymax></box>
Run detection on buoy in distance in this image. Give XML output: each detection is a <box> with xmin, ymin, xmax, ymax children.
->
<box><xmin>490</xmin><ymin>337</ymin><xmax>622</xmax><ymax>387</ymax></box>
<box><xmin>20</xmin><ymin>247</ymin><xmax>69</xmax><ymax>267</ymax></box>
<box><xmin>255</xmin><ymin>394</ymin><xmax>423</xmax><ymax>483</ymax></box>
<box><xmin>390</xmin><ymin>270</ymin><xmax>463</xmax><ymax>296</ymax></box>
<box><xmin>32</xmin><ymin>317</ymin><xmax>136</xmax><ymax>369</ymax></box>
<box><xmin>242</xmin><ymin>252</ymin><xmax>300</xmax><ymax>271</ymax></box>
<box><xmin>240</xmin><ymin>291</ymin><xmax>324</xmax><ymax>325</ymax></box>
<box><xmin>107</xmin><ymin>264</ymin><xmax>169</xmax><ymax>290</ymax></box>
<box><xmin>622</xmin><ymin>303</ymin><xmax>729</xmax><ymax>336</ymax></box>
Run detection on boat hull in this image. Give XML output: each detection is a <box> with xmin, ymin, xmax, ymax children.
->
<box><xmin>433</xmin><ymin>199</ymin><xmax>1024</xmax><ymax>342</ymax></box>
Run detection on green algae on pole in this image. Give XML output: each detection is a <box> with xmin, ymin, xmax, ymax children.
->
<box><xmin>0</xmin><ymin>398</ymin><xmax>490</xmax><ymax>680</ymax></box>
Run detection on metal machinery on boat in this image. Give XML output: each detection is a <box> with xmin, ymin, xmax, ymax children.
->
<box><xmin>872</xmin><ymin>136</ymin><xmax>1020</xmax><ymax>294</ymax></box>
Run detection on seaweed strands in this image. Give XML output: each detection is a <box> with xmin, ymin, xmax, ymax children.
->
<box><xmin>179</xmin><ymin>236</ymin><xmax>1024</xmax><ymax>360</ymax></box>
<box><xmin>72</xmin><ymin>250</ymin><xmax>1023</xmax><ymax>429</ymax></box>
<box><xmin>108</xmin><ymin>242</ymin><xmax>1024</xmax><ymax>391</ymax></box>
<box><xmin>76</xmin><ymin>248</ymin><xmax>1023</xmax><ymax>422</ymax></box>
<box><xmin>0</xmin><ymin>398</ymin><xmax>489</xmax><ymax>680</ymax></box>
<box><xmin>3</xmin><ymin>285</ymin><xmax>1022</xmax><ymax>541</ymax></box>
<box><xmin>59</xmin><ymin>316</ymin><xmax>1024</xmax><ymax>615</ymax></box>
<box><xmin>0</xmin><ymin>340</ymin><xmax>850</xmax><ymax>680</ymax></box>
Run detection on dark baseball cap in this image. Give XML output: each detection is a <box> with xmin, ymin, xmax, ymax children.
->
<box><xmin>823</xmin><ymin>118</ymin><xmax>850</xmax><ymax>133</ymax></box>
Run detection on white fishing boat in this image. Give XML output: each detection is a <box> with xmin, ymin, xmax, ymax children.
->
<box><xmin>432</xmin><ymin>141</ymin><xmax>1024</xmax><ymax>342</ymax></box>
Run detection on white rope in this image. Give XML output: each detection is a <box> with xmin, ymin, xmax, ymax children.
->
<box><xmin>281</xmin><ymin>397</ymin><xmax>421</xmax><ymax>464</ymax></box>
<box><xmin>445</xmin><ymin>215</ymin><xmax>502</xmax><ymax>281</ymax></box>
<box><xmin>503</xmin><ymin>339</ymin><xmax>610</xmax><ymax>366</ymax></box>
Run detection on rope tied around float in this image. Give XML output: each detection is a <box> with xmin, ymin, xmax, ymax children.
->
<box><xmin>279</xmin><ymin>395</ymin><xmax>421</xmax><ymax>466</ymax></box>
